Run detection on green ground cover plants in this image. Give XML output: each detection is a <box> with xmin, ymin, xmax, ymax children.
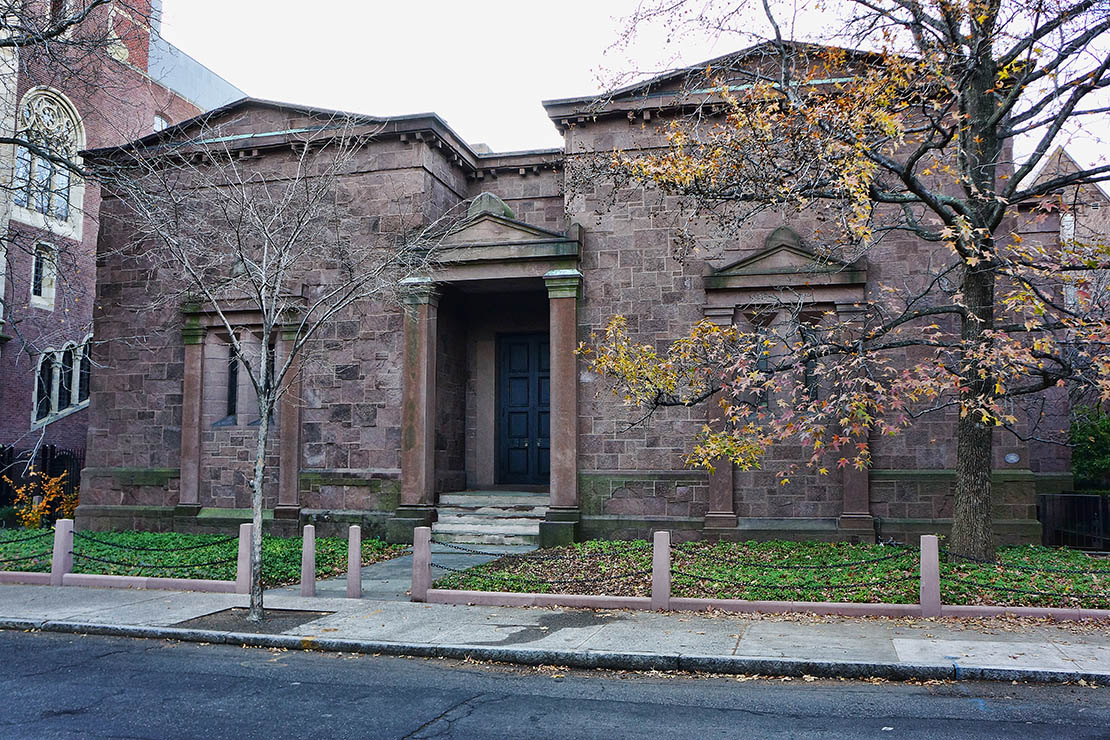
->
<box><xmin>431</xmin><ymin>539</ymin><xmax>1110</xmax><ymax>609</ymax></box>
<box><xmin>0</xmin><ymin>529</ymin><xmax>407</xmax><ymax>587</ymax></box>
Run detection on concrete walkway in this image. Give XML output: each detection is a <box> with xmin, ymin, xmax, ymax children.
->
<box><xmin>2</xmin><ymin>579</ymin><xmax>1108</xmax><ymax>683</ymax></box>
<box><xmin>266</xmin><ymin>543</ymin><xmax>535</xmax><ymax>601</ymax></box>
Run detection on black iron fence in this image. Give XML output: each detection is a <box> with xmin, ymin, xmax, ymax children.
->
<box><xmin>1038</xmin><ymin>493</ymin><xmax>1110</xmax><ymax>551</ymax></box>
<box><xmin>0</xmin><ymin>444</ymin><xmax>85</xmax><ymax>510</ymax></box>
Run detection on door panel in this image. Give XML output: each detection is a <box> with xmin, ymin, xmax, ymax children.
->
<box><xmin>497</xmin><ymin>333</ymin><xmax>551</xmax><ymax>485</ymax></box>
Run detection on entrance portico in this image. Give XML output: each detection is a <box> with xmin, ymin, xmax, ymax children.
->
<box><xmin>390</xmin><ymin>194</ymin><xmax>583</xmax><ymax>546</ymax></box>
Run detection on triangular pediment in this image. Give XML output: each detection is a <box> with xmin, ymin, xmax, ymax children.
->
<box><xmin>442</xmin><ymin>212</ymin><xmax>569</xmax><ymax>247</ymax></box>
<box><xmin>706</xmin><ymin>229</ymin><xmax>865</xmax><ymax>292</ymax></box>
<box><xmin>715</xmin><ymin>243</ymin><xmax>849</xmax><ymax>276</ymax></box>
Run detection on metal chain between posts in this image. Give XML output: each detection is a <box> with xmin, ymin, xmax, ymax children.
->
<box><xmin>673</xmin><ymin>544</ymin><xmax>915</xmax><ymax>571</ymax></box>
<box><xmin>0</xmin><ymin>529</ymin><xmax>54</xmax><ymax>545</ymax></box>
<box><xmin>940</xmin><ymin>548</ymin><xmax>1110</xmax><ymax>577</ymax></box>
<box><xmin>431</xmin><ymin>561</ymin><xmax>652</xmax><ymax>586</ymax></box>
<box><xmin>71</xmin><ymin>552</ymin><xmax>238</xmax><ymax>571</ymax></box>
<box><xmin>670</xmin><ymin>567</ymin><xmax>919</xmax><ymax>592</ymax></box>
<box><xmin>430</xmin><ymin>538</ymin><xmax>651</xmax><ymax>562</ymax></box>
<box><xmin>72</xmin><ymin>531</ymin><xmax>239</xmax><ymax>553</ymax></box>
<box><xmin>0</xmin><ymin>550</ymin><xmax>53</xmax><ymax>565</ymax></box>
<box><xmin>943</xmin><ymin>574</ymin><xmax>1109</xmax><ymax>601</ymax></box>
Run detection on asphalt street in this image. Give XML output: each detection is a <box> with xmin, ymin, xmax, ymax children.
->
<box><xmin>1</xmin><ymin>631</ymin><xmax>1107</xmax><ymax>739</ymax></box>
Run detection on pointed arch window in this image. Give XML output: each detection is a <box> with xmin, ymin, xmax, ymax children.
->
<box><xmin>59</xmin><ymin>346</ymin><xmax>75</xmax><ymax>409</ymax></box>
<box><xmin>78</xmin><ymin>346</ymin><xmax>91</xmax><ymax>403</ymax></box>
<box><xmin>35</xmin><ymin>356</ymin><xmax>54</xmax><ymax>421</ymax></box>
<box><xmin>13</xmin><ymin>91</ymin><xmax>82</xmax><ymax>226</ymax></box>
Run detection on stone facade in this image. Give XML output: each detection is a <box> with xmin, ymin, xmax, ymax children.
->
<box><xmin>78</xmin><ymin>50</ymin><xmax>1076</xmax><ymax>543</ymax></box>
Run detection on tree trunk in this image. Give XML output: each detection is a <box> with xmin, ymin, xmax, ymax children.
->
<box><xmin>247</xmin><ymin>408</ymin><xmax>270</xmax><ymax>623</ymax></box>
<box><xmin>948</xmin><ymin>263</ymin><xmax>997</xmax><ymax>561</ymax></box>
<box><xmin>949</xmin><ymin>410</ymin><xmax>995</xmax><ymax>560</ymax></box>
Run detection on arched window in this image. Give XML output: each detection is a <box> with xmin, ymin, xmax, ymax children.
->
<box><xmin>59</xmin><ymin>346</ymin><xmax>75</xmax><ymax>409</ymax></box>
<box><xmin>78</xmin><ymin>343</ymin><xmax>91</xmax><ymax>403</ymax></box>
<box><xmin>13</xmin><ymin>91</ymin><xmax>81</xmax><ymax>224</ymax></box>
<box><xmin>35</xmin><ymin>355</ymin><xmax>54</xmax><ymax>422</ymax></box>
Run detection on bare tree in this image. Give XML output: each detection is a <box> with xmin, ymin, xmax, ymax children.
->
<box><xmin>580</xmin><ymin>0</ymin><xmax>1110</xmax><ymax>559</ymax></box>
<box><xmin>93</xmin><ymin>117</ymin><xmax>454</xmax><ymax>620</ymax></box>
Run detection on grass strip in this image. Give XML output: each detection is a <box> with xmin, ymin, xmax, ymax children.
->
<box><xmin>0</xmin><ymin>529</ymin><xmax>407</xmax><ymax>588</ymax></box>
<box><xmin>432</xmin><ymin>539</ymin><xmax>1110</xmax><ymax>608</ymax></box>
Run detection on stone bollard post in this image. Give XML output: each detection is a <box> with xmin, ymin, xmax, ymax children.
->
<box><xmin>651</xmin><ymin>530</ymin><xmax>671</xmax><ymax>611</ymax></box>
<box><xmin>411</xmin><ymin>526</ymin><xmax>431</xmax><ymax>602</ymax></box>
<box><xmin>50</xmin><ymin>519</ymin><xmax>73</xmax><ymax>587</ymax></box>
<box><xmin>919</xmin><ymin>534</ymin><xmax>941</xmax><ymax>618</ymax></box>
<box><xmin>346</xmin><ymin>525</ymin><xmax>362</xmax><ymax>599</ymax></box>
<box><xmin>235</xmin><ymin>523</ymin><xmax>252</xmax><ymax>595</ymax></box>
<box><xmin>301</xmin><ymin>524</ymin><xmax>316</xmax><ymax>597</ymax></box>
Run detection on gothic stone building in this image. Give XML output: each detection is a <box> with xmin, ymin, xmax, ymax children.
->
<box><xmin>77</xmin><ymin>55</ymin><xmax>1073</xmax><ymax>545</ymax></box>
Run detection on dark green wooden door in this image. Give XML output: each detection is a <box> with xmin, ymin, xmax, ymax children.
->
<box><xmin>497</xmin><ymin>333</ymin><xmax>550</xmax><ymax>485</ymax></box>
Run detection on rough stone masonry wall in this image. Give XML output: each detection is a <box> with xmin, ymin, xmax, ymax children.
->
<box><xmin>293</xmin><ymin>140</ymin><xmax>433</xmax><ymax>509</ymax></box>
<box><xmin>81</xmin><ymin>119</ymin><xmax>440</xmax><ymax>529</ymax></box>
<box><xmin>466</xmin><ymin>163</ymin><xmax>565</xmax><ymax>232</ymax></box>
<box><xmin>434</xmin><ymin>289</ymin><xmax>468</xmax><ymax>494</ymax></box>
<box><xmin>563</xmin><ymin>112</ymin><xmax>1055</xmax><ymax>539</ymax></box>
<box><xmin>565</xmin><ymin>118</ymin><xmax>714</xmax><ymax>527</ymax></box>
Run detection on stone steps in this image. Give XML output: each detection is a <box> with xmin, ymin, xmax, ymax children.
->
<box><xmin>432</xmin><ymin>491</ymin><xmax>549</xmax><ymax>545</ymax></box>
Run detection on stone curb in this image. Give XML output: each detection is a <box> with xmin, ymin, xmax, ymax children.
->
<box><xmin>2</xmin><ymin>618</ymin><xmax>1106</xmax><ymax>685</ymax></box>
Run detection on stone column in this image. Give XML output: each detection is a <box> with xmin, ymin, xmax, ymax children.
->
<box><xmin>176</xmin><ymin>323</ymin><xmax>205</xmax><ymax>515</ymax></box>
<box><xmin>701</xmin><ymin>305</ymin><xmax>738</xmax><ymax>532</ymax></box>
<box><xmin>704</xmin><ymin>401</ymin><xmax>739</xmax><ymax>530</ymax></box>
<box><xmin>540</xmin><ymin>269</ymin><xmax>582</xmax><ymax>547</ymax></box>
<box><xmin>275</xmin><ymin>330</ymin><xmax>302</xmax><ymax>519</ymax></box>
<box><xmin>391</xmin><ymin>279</ymin><xmax>439</xmax><ymax>540</ymax></box>
<box><xmin>838</xmin><ymin>456</ymin><xmax>874</xmax><ymax>540</ymax></box>
<box><xmin>834</xmin><ymin>303</ymin><xmax>874</xmax><ymax>541</ymax></box>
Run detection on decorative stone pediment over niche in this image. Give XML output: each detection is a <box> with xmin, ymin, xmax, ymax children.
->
<box><xmin>706</xmin><ymin>227</ymin><xmax>866</xmax><ymax>291</ymax></box>
<box><xmin>437</xmin><ymin>192</ymin><xmax>579</xmax><ymax>267</ymax></box>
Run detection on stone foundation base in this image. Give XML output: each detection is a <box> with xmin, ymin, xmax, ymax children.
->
<box><xmin>73</xmin><ymin>505</ymin><xmax>1044</xmax><ymax>546</ymax></box>
<box><xmin>877</xmin><ymin>517</ymin><xmax>1042</xmax><ymax>546</ymax></box>
<box><xmin>386</xmin><ymin>506</ymin><xmax>437</xmax><ymax>544</ymax></box>
<box><xmin>74</xmin><ymin>505</ymin><xmax>396</xmax><ymax>539</ymax></box>
<box><xmin>539</xmin><ymin>508</ymin><xmax>580</xmax><ymax>547</ymax></box>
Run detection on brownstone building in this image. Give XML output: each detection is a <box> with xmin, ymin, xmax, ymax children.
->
<box><xmin>78</xmin><ymin>51</ymin><xmax>1078</xmax><ymax>545</ymax></box>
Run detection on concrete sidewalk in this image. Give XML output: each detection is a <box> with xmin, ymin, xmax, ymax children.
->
<box><xmin>1</xmin><ymin>580</ymin><xmax>1108</xmax><ymax>684</ymax></box>
<box><xmin>266</xmin><ymin>542</ymin><xmax>533</xmax><ymax>601</ymax></box>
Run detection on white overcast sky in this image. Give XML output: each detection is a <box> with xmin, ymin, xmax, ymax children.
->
<box><xmin>160</xmin><ymin>0</ymin><xmax>1107</xmax><ymax>168</ymax></box>
<box><xmin>160</xmin><ymin>0</ymin><xmax>725</xmax><ymax>153</ymax></box>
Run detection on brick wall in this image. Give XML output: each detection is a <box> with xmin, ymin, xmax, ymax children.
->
<box><xmin>1</xmin><ymin>6</ymin><xmax>201</xmax><ymax>453</ymax></box>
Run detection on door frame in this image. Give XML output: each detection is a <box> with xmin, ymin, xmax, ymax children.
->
<box><xmin>495</xmin><ymin>331</ymin><xmax>550</xmax><ymax>486</ymax></box>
